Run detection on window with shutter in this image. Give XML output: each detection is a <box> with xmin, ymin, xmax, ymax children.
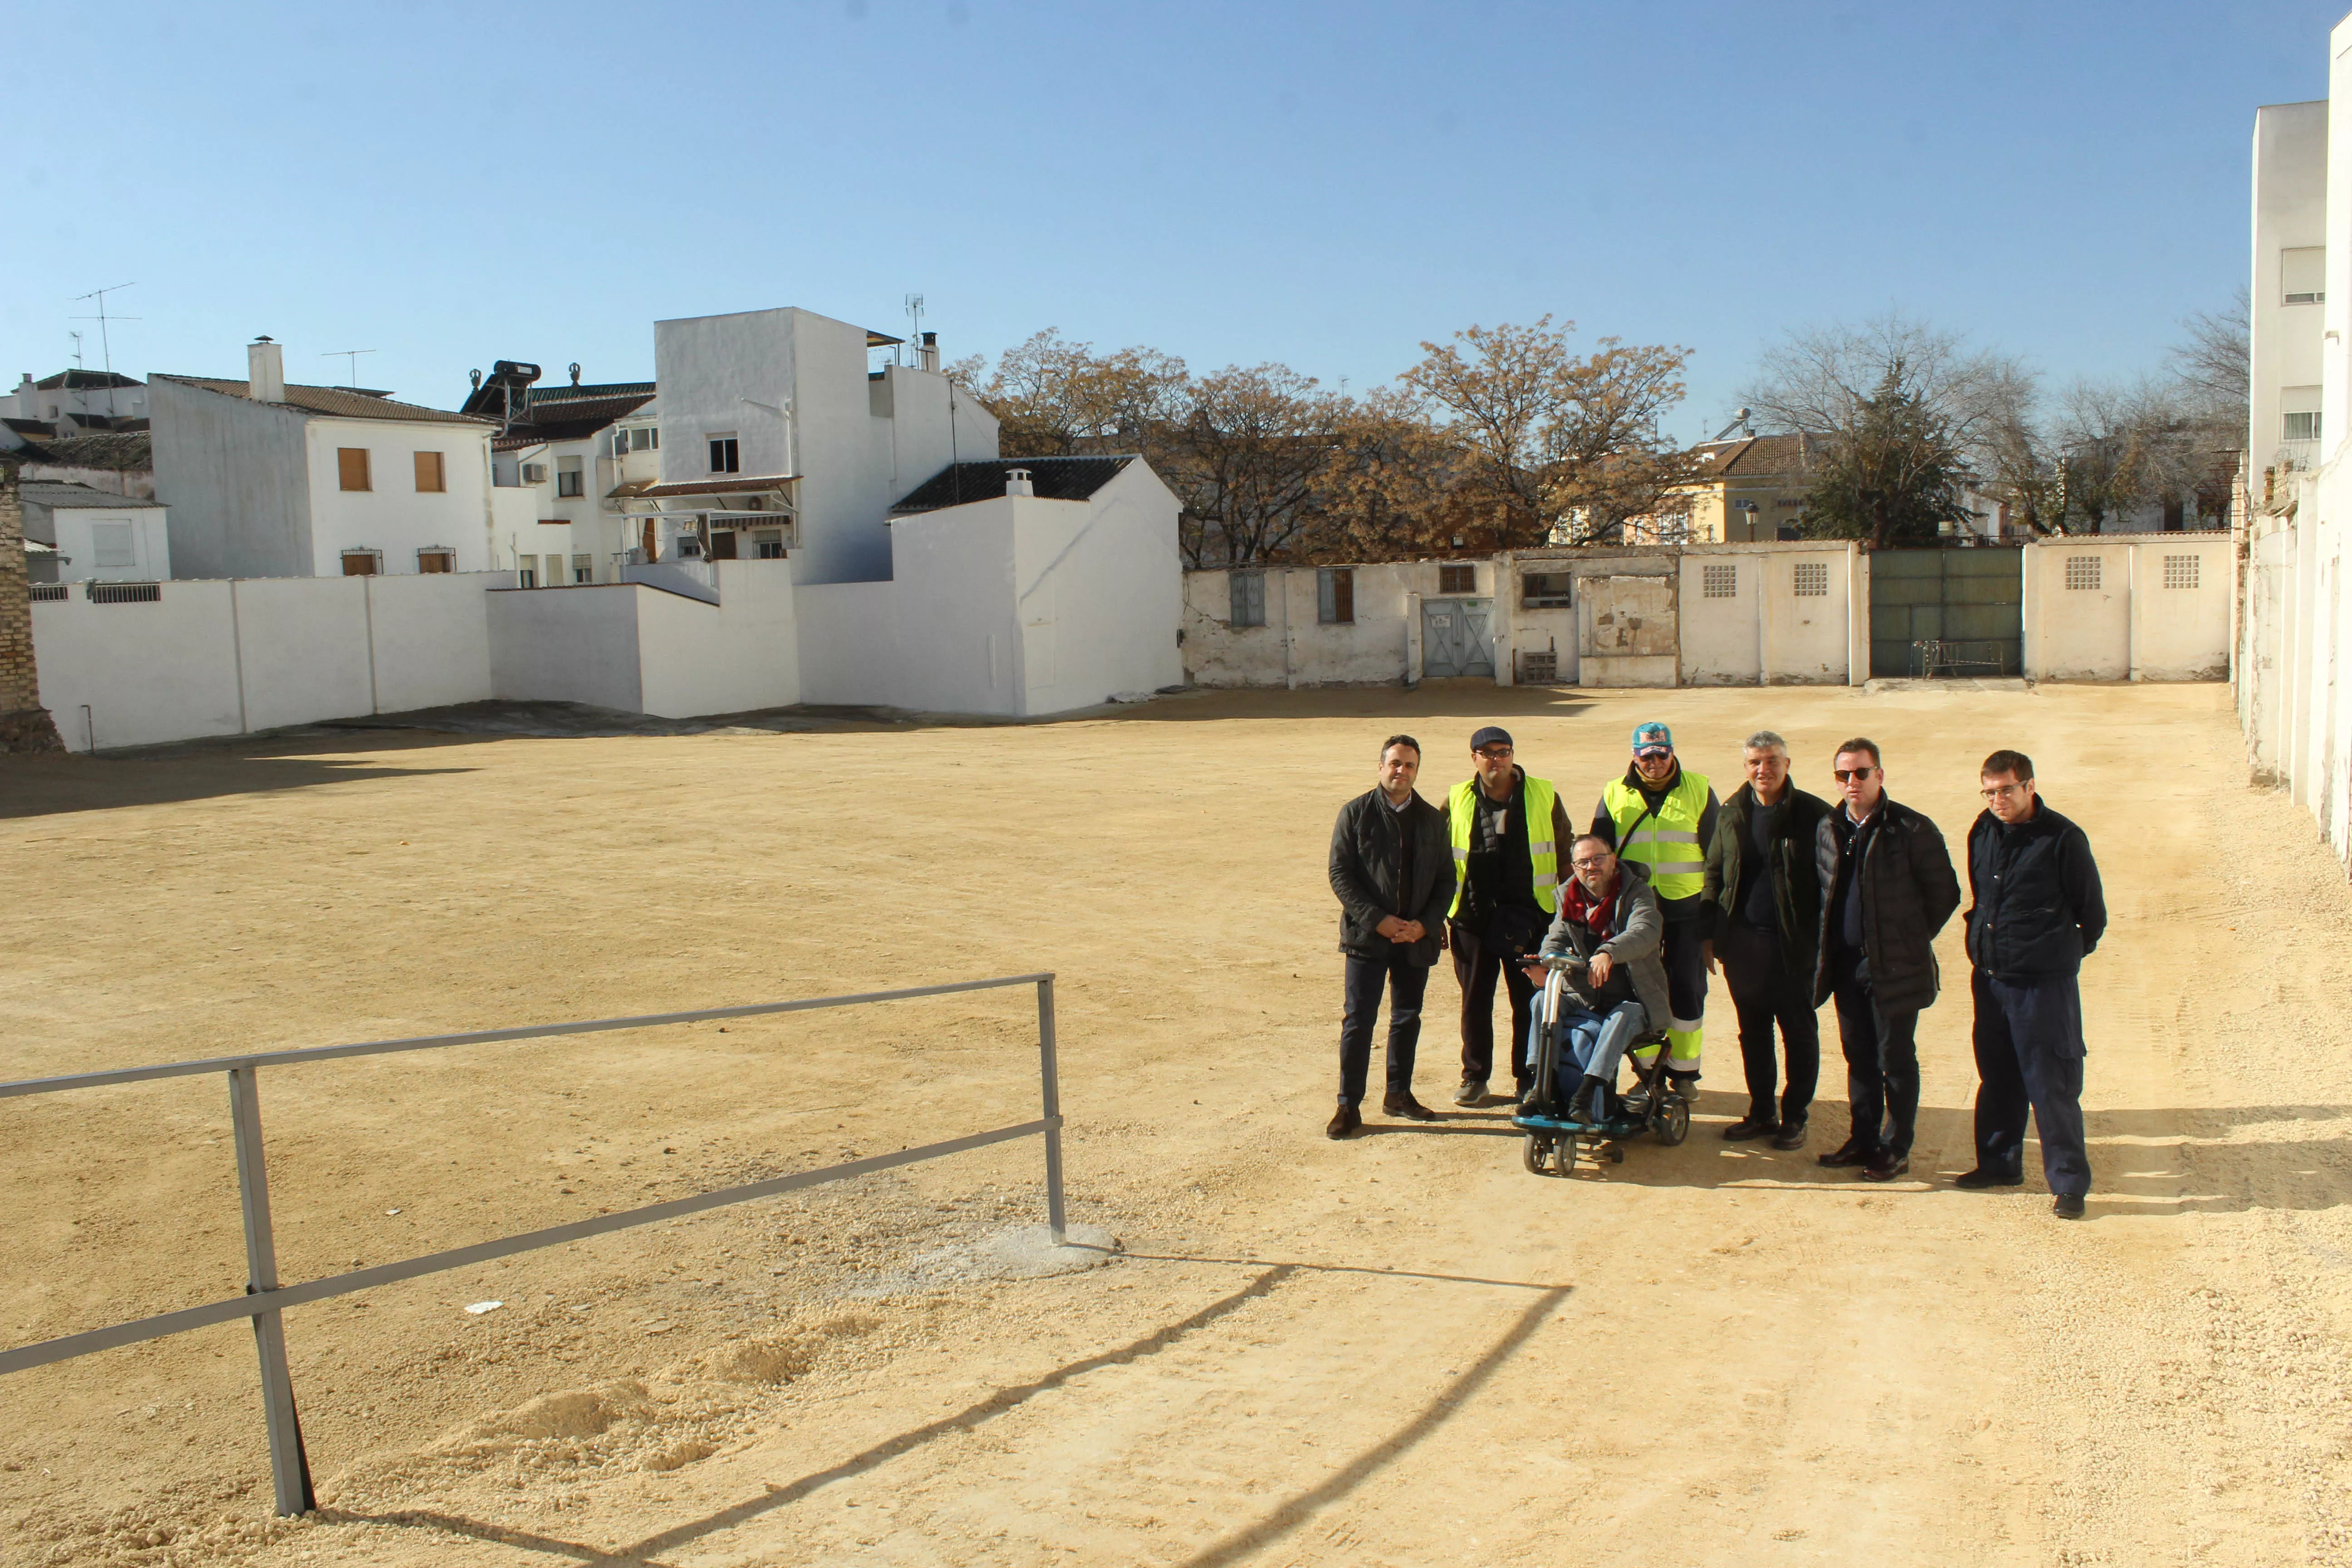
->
<box><xmin>413</xmin><ymin>451</ymin><xmax>446</xmax><ymax>492</ymax></box>
<box><xmin>338</xmin><ymin>448</ymin><xmax>372</xmax><ymax>492</ymax></box>
<box><xmin>1230</xmin><ymin>572</ymin><xmax>1266</xmax><ymax>627</ymax></box>
<box><xmin>1317</xmin><ymin>567</ymin><xmax>1354</xmax><ymax>624</ymax></box>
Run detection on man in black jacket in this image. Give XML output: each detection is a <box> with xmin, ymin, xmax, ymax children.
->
<box><xmin>1326</xmin><ymin>734</ymin><xmax>1456</xmax><ymax>1138</ymax></box>
<box><xmin>1959</xmin><ymin>749</ymin><xmax>2107</xmax><ymax>1218</ymax></box>
<box><xmin>1813</xmin><ymin>737</ymin><xmax>1962</xmax><ymax>1182</ymax></box>
<box><xmin>1702</xmin><ymin>730</ymin><xmax>1831</xmax><ymax>1150</ymax></box>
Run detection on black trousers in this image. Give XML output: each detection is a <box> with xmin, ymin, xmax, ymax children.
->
<box><xmin>1338</xmin><ymin>947</ymin><xmax>1431</xmax><ymax>1106</ymax></box>
<box><xmin>1970</xmin><ymin>969</ymin><xmax>2091</xmax><ymax>1197</ymax></box>
<box><xmin>1828</xmin><ymin>946</ymin><xmax>1921</xmax><ymax>1156</ymax></box>
<box><xmin>1719</xmin><ymin>918</ymin><xmax>1819</xmax><ymax>1124</ymax></box>
<box><xmin>1453</xmin><ymin>923</ymin><xmax>1538</xmax><ymax>1088</ymax></box>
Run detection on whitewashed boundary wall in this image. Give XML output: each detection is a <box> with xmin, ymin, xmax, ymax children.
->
<box><xmin>2024</xmin><ymin>533</ymin><xmax>2233</xmax><ymax>682</ymax></box>
<box><xmin>32</xmin><ymin>573</ymin><xmax>507</xmax><ymax>752</ymax></box>
<box><xmin>1183</xmin><ymin>542</ymin><xmax>1861</xmax><ymax>689</ymax></box>
<box><xmin>30</xmin><ymin>563</ymin><xmax>806</xmax><ymax>751</ymax></box>
<box><xmin>2238</xmin><ymin>508</ymin><xmax>2352</xmax><ymax>868</ymax></box>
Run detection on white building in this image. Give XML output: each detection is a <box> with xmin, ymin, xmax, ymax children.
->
<box><xmin>797</xmin><ymin>455</ymin><xmax>1183</xmax><ymax>715</ymax></box>
<box><xmin>2253</xmin><ymin>99</ymin><xmax>2329</xmax><ymax>494</ymax></box>
<box><xmin>18</xmin><ymin>481</ymin><xmax>170</xmax><ymax>585</ymax></box>
<box><xmin>1</xmin><ymin>370</ymin><xmax>147</xmax><ymax>439</ymax></box>
<box><xmin>149</xmin><ymin>338</ymin><xmax>500</xmax><ymax>578</ymax></box>
<box><xmin>643</xmin><ymin>306</ymin><xmax>998</xmax><ymax>583</ymax></box>
<box><xmin>462</xmin><ymin>366</ymin><xmax>660</xmax><ymax>586</ymax></box>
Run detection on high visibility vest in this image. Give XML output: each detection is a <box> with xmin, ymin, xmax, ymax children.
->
<box><xmin>1602</xmin><ymin>771</ymin><xmax>1710</xmax><ymax>902</ymax></box>
<box><xmin>1446</xmin><ymin>774</ymin><xmax>1559</xmax><ymax>918</ymax></box>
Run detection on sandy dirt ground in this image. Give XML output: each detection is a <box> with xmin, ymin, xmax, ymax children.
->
<box><xmin>4</xmin><ymin>680</ymin><xmax>2351</xmax><ymax>1568</ymax></box>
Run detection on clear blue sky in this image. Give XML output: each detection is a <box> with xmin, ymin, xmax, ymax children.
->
<box><xmin>4</xmin><ymin>1</ymin><xmax>2339</xmax><ymax>441</ymax></box>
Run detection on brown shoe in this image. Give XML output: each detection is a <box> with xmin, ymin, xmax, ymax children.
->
<box><xmin>1326</xmin><ymin>1104</ymin><xmax>1362</xmax><ymax>1140</ymax></box>
<box><xmin>1817</xmin><ymin>1138</ymin><xmax>1870</xmax><ymax>1168</ymax></box>
<box><xmin>1381</xmin><ymin>1092</ymin><xmax>1438</xmax><ymax>1122</ymax></box>
<box><xmin>1861</xmin><ymin>1151</ymin><xmax>1910</xmax><ymax>1182</ymax></box>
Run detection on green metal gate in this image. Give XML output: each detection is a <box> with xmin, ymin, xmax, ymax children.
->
<box><xmin>1868</xmin><ymin>547</ymin><xmax>2023</xmax><ymax>677</ymax></box>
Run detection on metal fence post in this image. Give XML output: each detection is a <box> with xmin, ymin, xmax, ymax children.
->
<box><xmin>1036</xmin><ymin>978</ymin><xmax>1066</xmax><ymax>1245</ymax></box>
<box><xmin>227</xmin><ymin>1067</ymin><xmax>315</xmax><ymax>1516</ymax></box>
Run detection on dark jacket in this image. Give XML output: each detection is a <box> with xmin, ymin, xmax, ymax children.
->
<box><xmin>1965</xmin><ymin>798</ymin><xmax>2107</xmax><ymax>980</ymax></box>
<box><xmin>1703</xmin><ymin>783</ymin><xmax>1833</xmax><ymax>977</ymax></box>
<box><xmin>1329</xmin><ymin>787</ymin><xmax>1455</xmax><ymax>965</ymax></box>
<box><xmin>1812</xmin><ymin>796</ymin><xmax>1962</xmax><ymax>1013</ymax></box>
<box><xmin>1538</xmin><ymin>860</ymin><xmax>1674</xmax><ymax>1029</ymax></box>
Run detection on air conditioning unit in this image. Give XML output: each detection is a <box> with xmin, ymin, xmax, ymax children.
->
<box><xmin>522</xmin><ymin>463</ymin><xmax>549</xmax><ymax>484</ymax></box>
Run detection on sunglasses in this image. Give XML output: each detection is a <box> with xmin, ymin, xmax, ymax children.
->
<box><xmin>1833</xmin><ymin>766</ymin><xmax>1878</xmax><ymax>782</ymax></box>
<box><xmin>1633</xmin><ymin>746</ymin><xmax>1672</xmax><ymax>760</ymax></box>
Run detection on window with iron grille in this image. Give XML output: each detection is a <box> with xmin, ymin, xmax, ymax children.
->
<box><xmin>1438</xmin><ymin>564</ymin><xmax>1476</xmax><ymax>595</ymax></box>
<box><xmin>1317</xmin><ymin>567</ymin><xmax>1354</xmax><ymax>624</ymax></box>
<box><xmin>1230</xmin><ymin>571</ymin><xmax>1266</xmax><ymax>627</ymax></box>
<box><xmin>2064</xmin><ymin>555</ymin><xmax>2102</xmax><ymax>591</ymax></box>
<box><xmin>2163</xmin><ymin>554</ymin><xmax>2199</xmax><ymax>590</ymax></box>
<box><xmin>1522</xmin><ymin>571</ymin><xmax>1573</xmax><ymax>608</ymax></box>
<box><xmin>1792</xmin><ymin>560</ymin><xmax>1829</xmax><ymax>597</ymax></box>
<box><xmin>1702</xmin><ymin>563</ymin><xmax>1737</xmax><ymax>599</ymax></box>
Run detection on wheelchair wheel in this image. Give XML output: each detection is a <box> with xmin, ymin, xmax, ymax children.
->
<box><xmin>1523</xmin><ymin>1134</ymin><xmax>1553</xmax><ymax>1175</ymax></box>
<box><xmin>1555</xmin><ymin>1139</ymin><xmax>1577</xmax><ymax>1176</ymax></box>
<box><xmin>1655</xmin><ymin>1093</ymin><xmax>1691</xmax><ymax>1147</ymax></box>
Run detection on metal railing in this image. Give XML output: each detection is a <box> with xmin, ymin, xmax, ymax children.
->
<box><xmin>1908</xmin><ymin>638</ymin><xmax>2015</xmax><ymax>678</ymax></box>
<box><xmin>29</xmin><ymin>582</ymin><xmax>70</xmax><ymax>602</ymax></box>
<box><xmin>0</xmin><ymin>973</ymin><xmax>1065</xmax><ymax>1517</ymax></box>
<box><xmin>86</xmin><ymin>580</ymin><xmax>162</xmax><ymax>604</ymax></box>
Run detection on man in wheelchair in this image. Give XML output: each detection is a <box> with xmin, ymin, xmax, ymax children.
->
<box><xmin>1522</xmin><ymin>833</ymin><xmax>1676</xmax><ymax>1125</ymax></box>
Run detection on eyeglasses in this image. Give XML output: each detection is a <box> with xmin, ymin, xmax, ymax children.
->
<box><xmin>1833</xmin><ymin>766</ymin><xmax>1877</xmax><ymax>782</ymax></box>
<box><xmin>1475</xmin><ymin>746</ymin><xmax>1514</xmax><ymax>760</ymax></box>
<box><xmin>1980</xmin><ymin>783</ymin><xmax>2027</xmax><ymax>799</ymax></box>
<box><xmin>1570</xmin><ymin>857</ymin><xmax>1612</xmax><ymax>870</ymax></box>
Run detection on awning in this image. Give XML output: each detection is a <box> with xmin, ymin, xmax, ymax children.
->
<box><xmin>632</xmin><ymin>475</ymin><xmax>798</xmax><ymax>500</ymax></box>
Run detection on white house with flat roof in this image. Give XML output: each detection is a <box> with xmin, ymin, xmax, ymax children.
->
<box><xmin>150</xmin><ymin>339</ymin><xmax>500</xmax><ymax>578</ymax></box>
<box><xmin>643</xmin><ymin>306</ymin><xmax>998</xmax><ymax>583</ymax></box>
<box><xmin>2254</xmin><ymin>99</ymin><xmax>2329</xmax><ymax>494</ymax></box>
<box><xmin>460</xmin><ymin>366</ymin><xmax>661</xmax><ymax>586</ymax></box>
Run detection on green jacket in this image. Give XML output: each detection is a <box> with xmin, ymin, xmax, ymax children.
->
<box><xmin>1702</xmin><ymin>782</ymin><xmax>1833</xmax><ymax>977</ymax></box>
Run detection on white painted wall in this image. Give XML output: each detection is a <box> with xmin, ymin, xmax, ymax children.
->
<box><xmin>1675</xmin><ymin>544</ymin><xmax>1854</xmax><ymax>686</ymax></box>
<box><xmin>149</xmin><ymin>377</ymin><xmax>314</xmax><ymax>578</ymax></box>
<box><xmin>28</xmin><ymin>500</ymin><xmax>171</xmax><ymax>583</ymax></box>
<box><xmin>637</xmin><ymin>562</ymin><xmax>800</xmax><ymax>718</ymax></box>
<box><xmin>1185</xmin><ymin>559</ymin><xmax>1490</xmax><ymax>689</ymax></box>
<box><xmin>487</xmin><ymin>585</ymin><xmax>646</xmax><ymax>711</ymax></box>
<box><xmin>1011</xmin><ymin>462</ymin><xmax>1182</xmax><ymax>710</ymax></box>
<box><xmin>2026</xmin><ymin>534</ymin><xmax>2234</xmax><ymax>682</ymax></box>
<box><xmin>29</xmin><ymin>572</ymin><xmax>517</xmax><ymax>752</ymax></box>
<box><xmin>301</xmin><ymin>416</ymin><xmax>496</xmax><ymax>576</ymax></box>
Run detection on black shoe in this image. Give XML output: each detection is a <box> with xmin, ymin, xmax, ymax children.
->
<box><xmin>1771</xmin><ymin>1117</ymin><xmax>1809</xmax><ymax>1151</ymax></box>
<box><xmin>1565</xmin><ymin>1077</ymin><xmax>1602</xmax><ymax>1125</ymax></box>
<box><xmin>1325</xmin><ymin>1104</ymin><xmax>1361</xmax><ymax>1140</ymax></box>
<box><xmin>1953</xmin><ymin>1167</ymin><xmax>2024</xmax><ymax>1190</ymax></box>
<box><xmin>1451</xmin><ymin>1078</ymin><xmax>1485</xmax><ymax>1107</ymax></box>
<box><xmin>2052</xmin><ymin>1193</ymin><xmax>2086</xmax><ymax>1220</ymax></box>
<box><xmin>1381</xmin><ymin>1092</ymin><xmax>1438</xmax><ymax>1122</ymax></box>
<box><xmin>1721</xmin><ymin>1113</ymin><xmax>1779</xmax><ymax>1142</ymax></box>
<box><xmin>1861</xmin><ymin>1151</ymin><xmax>1910</xmax><ymax>1182</ymax></box>
<box><xmin>1817</xmin><ymin>1138</ymin><xmax>1871</xmax><ymax>1168</ymax></box>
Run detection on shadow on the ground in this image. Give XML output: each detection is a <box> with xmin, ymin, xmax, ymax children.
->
<box><xmin>318</xmin><ymin>1258</ymin><xmax>1573</xmax><ymax>1565</ymax></box>
<box><xmin>0</xmin><ymin>736</ymin><xmax>477</xmax><ymax>820</ymax></box>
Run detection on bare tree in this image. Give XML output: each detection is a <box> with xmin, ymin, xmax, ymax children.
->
<box><xmin>952</xmin><ymin>329</ymin><xmax>1186</xmax><ymax>456</ymax></box>
<box><xmin>1743</xmin><ymin>309</ymin><xmax>2033</xmax><ymax>474</ymax></box>
<box><xmin>2170</xmin><ymin>285</ymin><xmax>2250</xmax><ymax>418</ymax></box>
<box><xmin>1400</xmin><ymin>317</ymin><xmax>1695</xmax><ymax>549</ymax></box>
<box><xmin>1163</xmin><ymin>364</ymin><xmax>1346</xmax><ymax>568</ymax></box>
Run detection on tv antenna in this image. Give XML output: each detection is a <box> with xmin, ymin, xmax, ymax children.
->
<box><xmin>904</xmin><ymin>293</ymin><xmax>924</xmax><ymax>366</ymax></box>
<box><xmin>321</xmin><ymin>348</ymin><xmax>377</xmax><ymax>390</ymax></box>
<box><xmin>69</xmin><ymin>282</ymin><xmax>139</xmax><ymax>381</ymax></box>
<box><xmin>68</xmin><ymin>331</ymin><xmax>85</xmax><ymax>369</ymax></box>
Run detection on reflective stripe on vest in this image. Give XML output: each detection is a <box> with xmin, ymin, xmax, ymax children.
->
<box><xmin>1446</xmin><ymin>774</ymin><xmax>1560</xmax><ymax>918</ymax></box>
<box><xmin>1602</xmin><ymin>772</ymin><xmax>1710</xmax><ymax>901</ymax></box>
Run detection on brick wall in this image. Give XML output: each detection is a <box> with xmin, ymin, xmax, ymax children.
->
<box><xmin>0</xmin><ymin>465</ymin><xmax>66</xmax><ymax>753</ymax></box>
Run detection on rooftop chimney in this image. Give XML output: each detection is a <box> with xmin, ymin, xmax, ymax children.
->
<box><xmin>917</xmin><ymin>332</ymin><xmax>939</xmax><ymax>373</ymax></box>
<box><xmin>1005</xmin><ymin>467</ymin><xmax>1034</xmax><ymax>497</ymax></box>
<box><xmin>247</xmin><ymin>337</ymin><xmax>285</xmax><ymax>403</ymax></box>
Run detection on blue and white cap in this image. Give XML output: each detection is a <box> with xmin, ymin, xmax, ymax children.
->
<box><xmin>1631</xmin><ymin>721</ymin><xmax>1674</xmax><ymax>755</ymax></box>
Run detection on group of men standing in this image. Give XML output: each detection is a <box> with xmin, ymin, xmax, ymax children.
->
<box><xmin>1326</xmin><ymin>721</ymin><xmax>2107</xmax><ymax>1216</ymax></box>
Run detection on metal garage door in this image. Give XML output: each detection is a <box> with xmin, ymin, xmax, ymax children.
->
<box><xmin>1868</xmin><ymin>547</ymin><xmax>2023</xmax><ymax>677</ymax></box>
<box><xmin>1421</xmin><ymin>598</ymin><xmax>1496</xmax><ymax>677</ymax></box>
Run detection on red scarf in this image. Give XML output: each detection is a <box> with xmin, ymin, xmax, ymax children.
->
<box><xmin>1558</xmin><ymin>874</ymin><xmax>1617</xmax><ymax>936</ymax></box>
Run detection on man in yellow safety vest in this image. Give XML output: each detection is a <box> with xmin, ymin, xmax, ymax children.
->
<box><xmin>1446</xmin><ymin>725</ymin><xmax>1578</xmax><ymax>1107</ymax></box>
<box><xmin>1589</xmin><ymin>721</ymin><xmax>1720</xmax><ymax>1095</ymax></box>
